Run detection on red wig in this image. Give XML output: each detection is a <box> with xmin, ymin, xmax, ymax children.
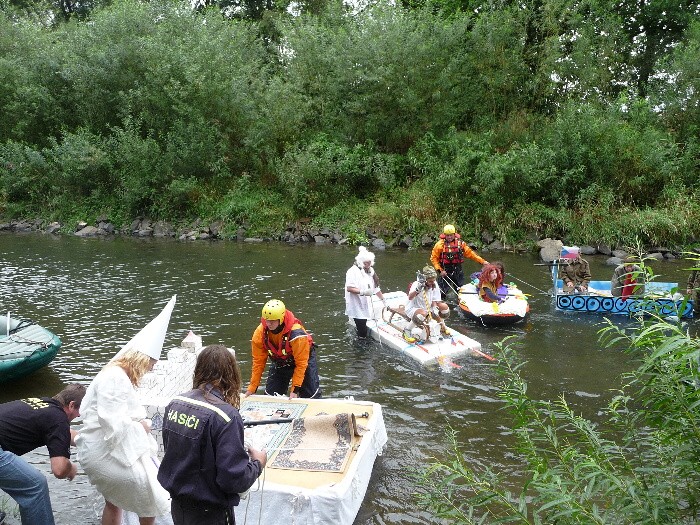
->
<box><xmin>478</xmin><ymin>264</ymin><xmax>503</xmax><ymax>290</ymax></box>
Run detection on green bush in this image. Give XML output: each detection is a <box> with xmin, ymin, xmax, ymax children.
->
<box><xmin>545</xmin><ymin>103</ymin><xmax>679</xmax><ymax>207</ymax></box>
<box><xmin>416</xmin><ymin>318</ymin><xmax>700</xmax><ymax>524</ymax></box>
<box><xmin>276</xmin><ymin>135</ymin><xmax>398</xmax><ymax>216</ymax></box>
<box><xmin>216</xmin><ymin>175</ymin><xmax>294</xmax><ymax>236</ymax></box>
<box><xmin>0</xmin><ymin>141</ymin><xmax>50</xmax><ymax>205</ymax></box>
<box><xmin>45</xmin><ymin>128</ymin><xmax>112</xmax><ymax>199</ymax></box>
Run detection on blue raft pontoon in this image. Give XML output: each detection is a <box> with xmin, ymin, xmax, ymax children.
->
<box><xmin>551</xmin><ymin>263</ymin><xmax>693</xmax><ymax>319</ymax></box>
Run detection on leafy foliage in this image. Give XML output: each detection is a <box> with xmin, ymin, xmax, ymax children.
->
<box><xmin>416</xmin><ymin>321</ymin><xmax>700</xmax><ymax>524</ymax></box>
<box><xmin>0</xmin><ymin>0</ymin><xmax>699</xmax><ymax>244</ymax></box>
<box><xmin>276</xmin><ymin>134</ymin><xmax>400</xmax><ymax>215</ymax></box>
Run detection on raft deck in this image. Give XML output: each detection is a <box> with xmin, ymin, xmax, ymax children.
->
<box><xmin>349</xmin><ymin>290</ymin><xmax>484</xmax><ymax>365</ymax></box>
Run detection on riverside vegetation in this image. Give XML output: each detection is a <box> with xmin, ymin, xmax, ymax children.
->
<box><xmin>415</xmin><ymin>313</ymin><xmax>700</xmax><ymax>524</ymax></box>
<box><xmin>0</xmin><ymin>0</ymin><xmax>699</xmax><ymax>248</ymax></box>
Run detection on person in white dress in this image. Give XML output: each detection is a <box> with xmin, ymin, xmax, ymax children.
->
<box><xmin>77</xmin><ymin>296</ymin><xmax>176</xmax><ymax>525</ymax></box>
<box><xmin>403</xmin><ymin>266</ymin><xmax>450</xmax><ymax>342</ymax></box>
<box><xmin>345</xmin><ymin>246</ymin><xmax>386</xmax><ymax>338</ymax></box>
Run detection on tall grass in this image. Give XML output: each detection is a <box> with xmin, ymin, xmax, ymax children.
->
<box><xmin>416</xmin><ymin>318</ymin><xmax>700</xmax><ymax>524</ymax></box>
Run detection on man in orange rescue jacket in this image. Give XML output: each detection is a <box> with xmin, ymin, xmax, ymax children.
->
<box><xmin>245</xmin><ymin>299</ymin><xmax>321</xmax><ymax>399</ymax></box>
<box><xmin>431</xmin><ymin>224</ymin><xmax>488</xmax><ymax>299</ymax></box>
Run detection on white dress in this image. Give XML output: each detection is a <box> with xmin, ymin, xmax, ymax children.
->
<box><xmin>405</xmin><ymin>281</ymin><xmax>441</xmax><ymax>318</ymax></box>
<box><xmin>345</xmin><ymin>264</ymin><xmax>380</xmax><ymax>320</ymax></box>
<box><xmin>76</xmin><ymin>365</ymin><xmax>170</xmax><ymax>517</ymax></box>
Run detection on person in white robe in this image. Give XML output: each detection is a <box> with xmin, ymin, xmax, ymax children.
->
<box><xmin>403</xmin><ymin>266</ymin><xmax>450</xmax><ymax>342</ymax></box>
<box><xmin>345</xmin><ymin>246</ymin><xmax>386</xmax><ymax>338</ymax></box>
<box><xmin>77</xmin><ymin>296</ymin><xmax>176</xmax><ymax>525</ymax></box>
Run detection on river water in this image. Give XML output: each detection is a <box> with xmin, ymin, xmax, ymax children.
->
<box><xmin>0</xmin><ymin>232</ymin><xmax>695</xmax><ymax>524</ymax></box>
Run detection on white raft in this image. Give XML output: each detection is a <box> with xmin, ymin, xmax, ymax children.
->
<box><xmin>120</xmin><ymin>333</ymin><xmax>387</xmax><ymax>525</ymax></box>
<box><xmin>234</xmin><ymin>395</ymin><xmax>387</xmax><ymax>525</ymax></box>
<box><xmin>349</xmin><ymin>290</ymin><xmax>486</xmax><ymax>365</ymax></box>
<box><xmin>458</xmin><ymin>283</ymin><xmax>530</xmax><ymax>327</ymax></box>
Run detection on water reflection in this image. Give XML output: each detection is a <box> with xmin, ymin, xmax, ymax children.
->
<box><xmin>0</xmin><ymin>232</ymin><xmax>695</xmax><ymax>524</ymax></box>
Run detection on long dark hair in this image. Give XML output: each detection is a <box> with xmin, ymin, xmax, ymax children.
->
<box><xmin>192</xmin><ymin>345</ymin><xmax>241</xmax><ymax>408</ymax></box>
<box><xmin>478</xmin><ymin>264</ymin><xmax>503</xmax><ymax>289</ymax></box>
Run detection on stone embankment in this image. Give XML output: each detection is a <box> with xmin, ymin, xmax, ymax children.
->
<box><xmin>0</xmin><ymin>218</ymin><xmax>690</xmax><ymax>264</ymax></box>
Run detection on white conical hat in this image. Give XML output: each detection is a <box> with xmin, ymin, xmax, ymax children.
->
<box><xmin>112</xmin><ymin>295</ymin><xmax>177</xmax><ymax>361</ymax></box>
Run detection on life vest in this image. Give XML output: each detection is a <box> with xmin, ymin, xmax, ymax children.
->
<box><xmin>260</xmin><ymin>309</ymin><xmax>314</xmax><ymax>362</ymax></box>
<box><xmin>438</xmin><ymin>233</ymin><xmax>464</xmax><ymax>266</ymax></box>
<box><xmin>479</xmin><ymin>281</ymin><xmax>499</xmax><ymax>303</ymax></box>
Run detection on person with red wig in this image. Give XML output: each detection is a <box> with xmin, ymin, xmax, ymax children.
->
<box><xmin>478</xmin><ymin>264</ymin><xmax>504</xmax><ymax>303</ymax></box>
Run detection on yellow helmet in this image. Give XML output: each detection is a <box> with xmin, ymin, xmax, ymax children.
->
<box><xmin>443</xmin><ymin>224</ymin><xmax>456</xmax><ymax>235</ymax></box>
<box><xmin>262</xmin><ymin>299</ymin><xmax>286</xmax><ymax>321</ymax></box>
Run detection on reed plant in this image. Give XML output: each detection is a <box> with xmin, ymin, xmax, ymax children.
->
<box><xmin>416</xmin><ymin>319</ymin><xmax>700</xmax><ymax>524</ymax></box>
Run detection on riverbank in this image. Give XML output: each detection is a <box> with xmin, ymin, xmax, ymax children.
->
<box><xmin>1</xmin><ymin>216</ymin><xmax>695</xmax><ymax>266</ymax></box>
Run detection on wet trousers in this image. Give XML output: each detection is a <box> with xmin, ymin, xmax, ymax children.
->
<box><xmin>265</xmin><ymin>346</ymin><xmax>322</xmax><ymax>398</ymax></box>
<box><xmin>171</xmin><ymin>497</ymin><xmax>233</xmax><ymax>525</ymax></box>
<box><xmin>438</xmin><ymin>264</ymin><xmax>465</xmax><ymax>299</ymax></box>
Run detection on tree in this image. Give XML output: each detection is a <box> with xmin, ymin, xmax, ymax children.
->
<box><xmin>651</xmin><ymin>20</ymin><xmax>700</xmax><ymax>144</ymax></box>
<box><xmin>613</xmin><ymin>0</ymin><xmax>700</xmax><ymax>98</ymax></box>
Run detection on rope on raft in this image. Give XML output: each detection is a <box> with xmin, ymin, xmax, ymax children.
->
<box><xmin>0</xmin><ymin>335</ymin><xmax>51</xmax><ymax>347</ymax></box>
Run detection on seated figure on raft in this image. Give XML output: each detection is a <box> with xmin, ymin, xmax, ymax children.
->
<box><xmin>478</xmin><ymin>264</ymin><xmax>504</xmax><ymax>303</ymax></box>
<box><xmin>559</xmin><ymin>246</ymin><xmax>591</xmax><ymax>294</ymax></box>
<box><xmin>402</xmin><ymin>266</ymin><xmax>451</xmax><ymax>343</ymax></box>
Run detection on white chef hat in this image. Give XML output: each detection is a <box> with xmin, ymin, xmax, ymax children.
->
<box><xmin>355</xmin><ymin>246</ymin><xmax>375</xmax><ymax>265</ymax></box>
<box><xmin>112</xmin><ymin>295</ymin><xmax>177</xmax><ymax>361</ymax></box>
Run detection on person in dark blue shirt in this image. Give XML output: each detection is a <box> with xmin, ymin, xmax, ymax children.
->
<box><xmin>158</xmin><ymin>345</ymin><xmax>267</xmax><ymax>525</ymax></box>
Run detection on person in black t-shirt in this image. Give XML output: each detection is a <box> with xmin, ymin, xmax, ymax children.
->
<box><xmin>0</xmin><ymin>383</ymin><xmax>85</xmax><ymax>525</ymax></box>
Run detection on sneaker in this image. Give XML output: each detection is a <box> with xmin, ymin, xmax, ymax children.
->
<box><xmin>402</xmin><ymin>331</ymin><xmax>416</xmax><ymax>343</ymax></box>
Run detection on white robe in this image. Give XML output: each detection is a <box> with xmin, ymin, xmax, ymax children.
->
<box><xmin>405</xmin><ymin>281</ymin><xmax>441</xmax><ymax>319</ymax></box>
<box><xmin>345</xmin><ymin>264</ymin><xmax>380</xmax><ymax>320</ymax></box>
<box><xmin>76</xmin><ymin>365</ymin><xmax>170</xmax><ymax>517</ymax></box>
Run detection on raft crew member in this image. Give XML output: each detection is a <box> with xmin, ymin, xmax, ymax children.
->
<box><xmin>245</xmin><ymin>299</ymin><xmax>321</xmax><ymax>399</ymax></box>
<box><xmin>345</xmin><ymin>246</ymin><xmax>387</xmax><ymax>338</ymax></box>
<box><xmin>403</xmin><ymin>266</ymin><xmax>451</xmax><ymax>343</ymax></box>
<box><xmin>611</xmin><ymin>256</ymin><xmax>646</xmax><ymax>299</ymax></box>
<box><xmin>431</xmin><ymin>224</ymin><xmax>488</xmax><ymax>299</ymax></box>
<box><xmin>559</xmin><ymin>246</ymin><xmax>591</xmax><ymax>294</ymax></box>
<box><xmin>0</xmin><ymin>384</ymin><xmax>85</xmax><ymax>525</ymax></box>
<box><xmin>158</xmin><ymin>345</ymin><xmax>267</xmax><ymax>525</ymax></box>
<box><xmin>492</xmin><ymin>261</ymin><xmax>511</xmax><ymax>298</ymax></box>
<box><xmin>478</xmin><ymin>264</ymin><xmax>504</xmax><ymax>303</ymax></box>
